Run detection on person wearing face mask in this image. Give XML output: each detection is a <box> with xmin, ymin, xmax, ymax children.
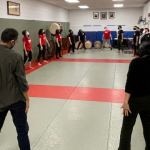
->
<box><xmin>101</xmin><ymin>27</ymin><xmax>112</xmax><ymax>50</ymax></box>
<box><xmin>0</xmin><ymin>28</ymin><xmax>30</xmax><ymax>150</ymax></box>
<box><xmin>117</xmin><ymin>26</ymin><xmax>124</xmax><ymax>53</ymax></box>
<box><xmin>55</xmin><ymin>29</ymin><xmax>62</xmax><ymax>59</ymax></box>
<box><xmin>22</xmin><ymin>30</ymin><xmax>33</xmax><ymax>69</ymax></box>
<box><xmin>68</xmin><ymin>29</ymin><xmax>75</xmax><ymax>55</ymax></box>
<box><xmin>132</xmin><ymin>26</ymin><xmax>140</xmax><ymax>56</ymax></box>
<box><xmin>38</xmin><ymin>29</ymin><xmax>50</xmax><ymax>66</ymax></box>
<box><xmin>141</xmin><ymin>28</ymin><xmax>150</xmax><ymax>43</ymax></box>
<box><xmin>77</xmin><ymin>29</ymin><xmax>86</xmax><ymax>51</ymax></box>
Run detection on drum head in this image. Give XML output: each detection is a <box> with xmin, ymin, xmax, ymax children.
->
<box><xmin>49</xmin><ymin>23</ymin><xmax>61</xmax><ymax>35</ymax></box>
<box><xmin>85</xmin><ymin>40</ymin><xmax>92</xmax><ymax>49</ymax></box>
<box><xmin>75</xmin><ymin>41</ymin><xmax>83</xmax><ymax>49</ymax></box>
<box><xmin>94</xmin><ymin>41</ymin><xmax>101</xmax><ymax>49</ymax></box>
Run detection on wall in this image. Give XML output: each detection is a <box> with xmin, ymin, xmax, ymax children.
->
<box><xmin>0</xmin><ymin>0</ymin><xmax>68</xmax><ymax>22</ymax></box>
<box><xmin>0</xmin><ymin>0</ymin><xmax>69</xmax><ymax>61</ymax></box>
<box><xmin>141</xmin><ymin>1</ymin><xmax>150</xmax><ymax>28</ymax></box>
<box><xmin>69</xmin><ymin>8</ymin><xmax>142</xmax><ymax>34</ymax></box>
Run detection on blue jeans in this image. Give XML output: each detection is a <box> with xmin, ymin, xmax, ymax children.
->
<box><xmin>0</xmin><ymin>101</ymin><xmax>30</xmax><ymax>150</ymax></box>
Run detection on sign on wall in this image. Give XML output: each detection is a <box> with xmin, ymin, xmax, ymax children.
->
<box><xmin>7</xmin><ymin>1</ymin><xmax>20</xmax><ymax>16</ymax></box>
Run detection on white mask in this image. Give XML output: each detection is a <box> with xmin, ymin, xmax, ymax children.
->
<box><xmin>27</xmin><ymin>32</ymin><xmax>29</xmax><ymax>36</ymax></box>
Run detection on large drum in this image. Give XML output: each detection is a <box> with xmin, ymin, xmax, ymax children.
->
<box><xmin>75</xmin><ymin>41</ymin><xmax>83</xmax><ymax>49</ymax></box>
<box><xmin>85</xmin><ymin>40</ymin><xmax>92</xmax><ymax>49</ymax></box>
<box><xmin>49</xmin><ymin>23</ymin><xmax>63</xmax><ymax>35</ymax></box>
<box><xmin>94</xmin><ymin>41</ymin><xmax>102</xmax><ymax>49</ymax></box>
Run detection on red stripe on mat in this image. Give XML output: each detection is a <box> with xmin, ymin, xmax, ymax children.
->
<box><xmin>29</xmin><ymin>85</ymin><xmax>125</xmax><ymax>103</ymax></box>
<box><xmin>25</xmin><ymin>50</ymin><xmax>69</xmax><ymax>75</ymax></box>
<box><xmin>53</xmin><ymin>58</ymin><xmax>131</xmax><ymax>63</ymax></box>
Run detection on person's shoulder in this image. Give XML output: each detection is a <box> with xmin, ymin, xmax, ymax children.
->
<box><xmin>39</xmin><ymin>35</ymin><xmax>42</xmax><ymax>38</ymax></box>
<box><xmin>131</xmin><ymin>57</ymin><xmax>142</xmax><ymax>65</ymax></box>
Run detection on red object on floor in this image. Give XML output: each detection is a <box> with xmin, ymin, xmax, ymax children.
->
<box><xmin>28</xmin><ymin>85</ymin><xmax>125</xmax><ymax>103</ymax></box>
<box><xmin>54</xmin><ymin>58</ymin><xmax>131</xmax><ymax>64</ymax></box>
<box><xmin>28</xmin><ymin>85</ymin><xmax>76</xmax><ymax>99</ymax></box>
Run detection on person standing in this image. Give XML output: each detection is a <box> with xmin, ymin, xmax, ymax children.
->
<box><xmin>101</xmin><ymin>27</ymin><xmax>112</xmax><ymax>50</ymax></box>
<box><xmin>118</xmin><ymin>41</ymin><xmax>150</xmax><ymax>150</ymax></box>
<box><xmin>117</xmin><ymin>26</ymin><xmax>124</xmax><ymax>54</ymax></box>
<box><xmin>22</xmin><ymin>30</ymin><xmax>33</xmax><ymax>69</ymax></box>
<box><xmin>68</xmin><ymin>29</ymin><xmax>75</xmax><ymax>55</ymax></box>
<box><xmin>38</xmin><ymin>29</ymin><xmax>50</xmax><ymax>66</ymax></box>
<box><xmin>77</xmin><ymin>30</ymin><xmax>86</xmax><ymax>51</ymax></box>
<box><xmin>55</xmin><ymin>29</ymin><xmax>62</xmax><ymax>59</ymax></box>
<box><xmin>0</xmin><ymin>28</ymin><xmax>30</xmax><ymax>150</ymax></box>
<box><xmin>133</xmin><ymin>26</ymin><xmax>140</xmax><ymax>56</ymax></box>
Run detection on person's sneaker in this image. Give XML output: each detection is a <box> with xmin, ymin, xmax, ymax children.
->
<box><xmin>43</xmin><ymin>60</ymin><xmax>48</xmax><ymax>63</ymax></box>
<box><xmin>38</xmin><ymin>63</ymin><xmax>41</xmax><ymax>66</ymax></box>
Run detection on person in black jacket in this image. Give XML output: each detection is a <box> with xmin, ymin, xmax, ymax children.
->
<box><xmin>77</xmin><ymin>29</ymin><xmax>86</xmax><ymax>51</ymax></box>
<box><xmin>68</xmin><ymin>29</ymin><xmax>75</xmax><ymax>55</ymax></box>
<box><xmin>132</xmin><ymin>26</ymin><xmax>140</xmax><ymax>56</ymax></box>
<box><xmin>118</xmin><ymin>41</ymin><xmax>150</xmax><ymax>150</ymax></box>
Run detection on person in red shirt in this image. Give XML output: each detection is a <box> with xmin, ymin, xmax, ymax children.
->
<box><xmin>22</xmin><ymin>30</ymin><xmax>33</xmax><ymax>69</ymax></box>
<box><xmin>55</xmin><ymin>29</ymin><xmax>62</xmax><ymax>59</ymax></box>
<box><xmin>101</xmin><ymin>27</ymin><xmax>112</xmax><ymax>50</ymax></box>
<box><xmin>38</xmin><ymin>29</ymin><xmax>50</xmax><ymax>66</ymax></box>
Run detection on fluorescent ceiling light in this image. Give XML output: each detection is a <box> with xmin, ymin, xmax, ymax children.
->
<box><xmin>114</xmin><ymin>4</ymin><xmax>123</xmax><ymax>7</ymax></box>
<box><xmin>65</xmin><ymin>0</ymin><xmax>79</xmax><ymax>3</ymax></box>
<box><xmin>78</xmin><ymin>6</ymin><xmax>89</xmax><ymax>8</ymax></box>
<box><xmin>113</xmin><ymin>0</ymin><xmax>123</xmax><ymax>1</ymax></box>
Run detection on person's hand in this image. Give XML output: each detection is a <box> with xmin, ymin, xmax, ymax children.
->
<box><xmin>121</xmin><ymin>39</ymin><xmax>123</xmax><ymax>43</ymax></box>
<box><xmin>132</xmin><ymin>42</ymin><xmax>134</xmax><ymax>45</ymax></box>
<box><xmin>121</xmin><ymin>102</ymin><xmax>131</xmax><ymax>116</ymax></box>
<box><xmin>25</xmin><ymin>51</ymin><xmax>28</xmax><ymax>56</ymax></box>
<box><xmin>48</xmin><ymin>44</ymin><xmax>50</xmax><ymax>47</ymax></box>
<box><xmin>70</xmin><ymin>43</ymin><xmax>72</xmax><ymax>45</ymax></box>
<box><xmin>58</xmin><ymin>44</ymin><xmax>60</xmax><ymax>47</ymax></box>
<box><xmin>111</xmin><ymin>38</ymin><xmax>112</xmax><ymax>40</ymax></box>
<box><xmin>135</xmin><ymin>42</ymin><xmax>138</xmax><ymax>46</ymax></box>
<box><xmin>25</xmin><ymin>99</ymin><xmax>29</xmax><ymax>114</ymax></box>
<box><xmin>40</xmin><ymin>46</ymin><xmax>43</xmax><ymax>51</ymax></box>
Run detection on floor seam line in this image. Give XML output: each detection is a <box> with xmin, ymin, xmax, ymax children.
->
<box><xmin>32</xmin><ymin>99</ymin><xmax>68</xmax><ymax>149</ymax></box>
<box><xmin>67</xmin><ymin>63</ymin><xmax>93</xmax><ymax>100</ymax></box>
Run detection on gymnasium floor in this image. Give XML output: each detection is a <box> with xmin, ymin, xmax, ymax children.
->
<box><xmin>0</xmin><ymin>48</ymin><xmax>145</xmax><ymax>150</ymax></box>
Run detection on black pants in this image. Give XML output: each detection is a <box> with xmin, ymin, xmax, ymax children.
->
<box><xmin>118</xmin><ymin>39</ymin><xmax>123</xmax><ymax>51</ymax></box>
<box><xmin>0</xmin><ymin>101</ymin><xmax>30</xmax><ymax>150</ymax></box>
<box><xmin>118</xmin><ymin>95</ymin><xmax>150</xmax><ymax>150</ymax></box>
<box><xmin>68</xmin><ymin>43</ymin><xmax>75</xmax><ymax>53</ymax></box>
<box><xmin>24</xmin><ymin>50</ymin><xmax>32</xmax><ymax>64</ymax></box>
<box><xmin>38</xmin><ymin>45</ymin><xmax>45</xmax><ymax>62</ymax></box>
<box><xmin>56</xmin><ymin>42</ymin><xmax>62</xmax><ymax>58</ymax></box>
<box><xmin>77</xmin><ymin>40</ymin><xmax>86</xmax><ymax>50</ymax></box>
<box><xmin>134</xmin><ymin>42</ymin><xmax>139</xmax><ymax>56</ymax></box>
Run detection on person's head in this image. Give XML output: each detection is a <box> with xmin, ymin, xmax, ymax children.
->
<box><xmin>79</xmin><ymin>29</ymin><xmax>82</xmax><ymax>33</ymax></box>
<box><xmin>145</xmin><ymin>28</ymin><xmax>149</xmax><ymax>34</ymax></box>
<box><xmin>22</xmin><ymin>30</ymin><xmax>29</xmax><ymax>38</ymax></box>
<box><xmin>69</xmin><ymin>29</ymin><xmax>73</xmax><ymax>34</ymax></box>
<box><xmin>104</xmin><ymin>27</ymin><xmax>108</xmax><ymax>30</ymax></box>
<box><xmin>133</xmin><ymin>26</ymin><xmax>137</xmax><ymax>30</ymax></box>
<box><xmin>139</xmin><ymin>41</ymin><xmax>150</xmax><ymax>57</ymax></box>
<box><xmin>118</xmin><ymin>26</ymin><xmax>122</xmax><ymax>30</ymax></box>
<box><xmin>56</xmin><ymin>29</ymin><xmax>60</xmax><ymax>35</ymax></box>
<box><xmin>1</xmin><ymin>28</ymin><xmax>18</xmax><ymax>49</ymax></box>
<box><xmin>38</xmin><ymin>29</ymin><xmax>44</xmax><ymax>35</ymax></box>
<box><xmin>140</xmin><ymin>28</ymin><xmax>144</xmax><ymax>34</ymax></box>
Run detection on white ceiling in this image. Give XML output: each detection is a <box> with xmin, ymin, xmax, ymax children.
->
<box><xmin>41</xmin><ymin>0</ymin><xmax>148</xmax><ymax>9</ymax></box>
